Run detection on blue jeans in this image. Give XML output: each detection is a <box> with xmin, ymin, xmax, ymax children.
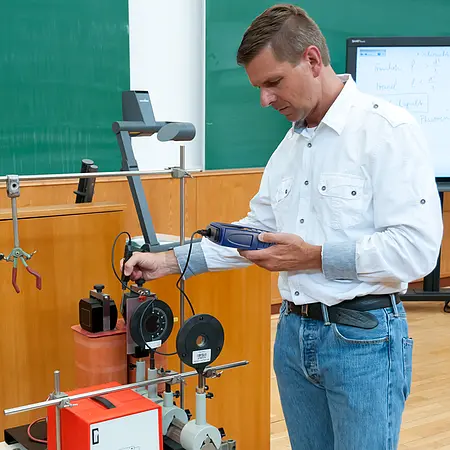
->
<box><xmin>273</xmin><ymin>297</ymin><xmax>413</xmax><ymax>450</ymax></box>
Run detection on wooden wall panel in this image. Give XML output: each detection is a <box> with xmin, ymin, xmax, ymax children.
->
<box><xmin>0</xmin><ymin>203</ymin><xmax>126</xmax><ymax>434</ymax></box>
<box><xmin>0</xmin><ymin>175</ymin><xmax>198</xmax><ymax>239</ymax></box>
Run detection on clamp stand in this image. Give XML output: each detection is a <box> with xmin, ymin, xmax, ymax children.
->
<box><xmin>48</xmin><ymin>370</ymin><xmax>76</xmax><ymax>450</ymax></box>
<box><xmin>176</xmin><ymin>314</ymin><xmax>227</xmax><ymax>450</ymax></box>
<box><xmin>170</xmin><ymin>143</ymin><xmax>191</xmax><ymax>409</ymax></box>
<box><xmin>4</xmin><ymin>361</ymin><xmax>247</xmax><ymax>450</ymax></box>
<box><xmin>1</xmin><ymin>175</ymin><xmax>42</xmax><ymax>293</ymax></box>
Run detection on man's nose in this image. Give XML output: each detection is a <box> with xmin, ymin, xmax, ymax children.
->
<box><xmin>260</xmin><ymin>89</ymin><xmax>276</xmax><ymax>107</ymax></box>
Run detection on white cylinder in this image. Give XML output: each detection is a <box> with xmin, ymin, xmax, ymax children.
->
<box><xmin>147</xmin><ymin>368</ymin><xmax>159</xmax><ymax>399</ymax></box>
<box><xmin>163</xmin><ymin>391</ymin><xmax>173</xmax><ymax>408</ymax></box>
<box><xmin>136</xmin><ymin>361</ymin><xmax>146</xmax><ymax>382</ymax></box>
<box><xmin>195</xmin><ymin>392</ymin><xmax>206</xmax><ymax>426</ymax></box>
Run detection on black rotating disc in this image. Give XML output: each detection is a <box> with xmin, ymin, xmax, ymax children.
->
<box><xmin>130</xmin><ymin>299</ymin><xmax>174</xmax><ymax>350</ymax></box>
<box><xmin>176</xmin><ymin>314</ymin><xmax>224</xmax><ymax>372</ymax></box>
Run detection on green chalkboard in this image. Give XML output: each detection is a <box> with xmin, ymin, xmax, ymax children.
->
<box><xmin>0</xmin><ymin>1</ymin><xmax>129</xmax><ymax>175</ymax></box>
<box><xmin>205</xmin><ymin>0</ymin><xmax>450</xmax><ymax>170</ymax></box>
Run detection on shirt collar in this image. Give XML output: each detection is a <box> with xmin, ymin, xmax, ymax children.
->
<box><xmin>293</xmin><ymin>74</ymin><xmax>358</xmax><ymax>136</ymax></box>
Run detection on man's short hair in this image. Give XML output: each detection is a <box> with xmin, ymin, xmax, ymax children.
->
<box><xmin>236</xmin><ymin>4</ymin><xmax>331</xmax><ymax>67</ymax></box>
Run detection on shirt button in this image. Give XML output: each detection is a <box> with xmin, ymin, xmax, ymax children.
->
<box><xmin>294</xmin><ymin>291</ymin><xmax>300</xmax><ymax>296</ymax></box>
<box><xmin>300</xmin><ymin>219</ymin><xmax>304</xmax><ymax>224</ymax></box>
<box><xmin>304</xmin><ymin>180</ymin><xmax>309</xmax><ymax>186</ymax></box>
<box><xmin>351</xmin><ymin>190</ymin><xmax>357</xmax><ymax>196</ymax></box>
<box><xmin>307</xmin><ymin>143</ymin><xmax>312</xmax><ymax>148</ymax></box>
<box><xmin>373</xmin><ymin>104</ymin><xmax>379</xmax><ymax>109</ymax></box>
<box><xmin>321</xmin><ymin>186</ymin><xmax>326</xmax><ymax>191</ymax></box>
<box><xmin>421</xmin><ymin>199</ymin><xmax>426</xmax><ymax>204</ymax></box>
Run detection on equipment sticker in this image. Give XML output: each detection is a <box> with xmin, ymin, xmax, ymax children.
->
<box><xmin>146</xmin><ymin>340</ymin><xmax>162</xmax><ymax>349</ymax></box>
<box><xmin>192</xmin><ymin>349</ymin><xmax>211</xmax><ymax>365</ymax></box>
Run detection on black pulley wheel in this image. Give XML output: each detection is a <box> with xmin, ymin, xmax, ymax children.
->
<box><xmin>130</xmin><ymin>299</ymin><xmax>174</xmax><ymax>350</ymax></box>
<box><xmin>176</xmin><ymin>314</ymin><xmax>224</xmax><ymax>372</ymax></box>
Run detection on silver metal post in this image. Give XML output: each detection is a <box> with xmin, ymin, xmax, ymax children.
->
<box><xmin>4</xmin><ymin>361</ymin><xmax>249</xmax><ymax>417</ymax></box>
<box><xmin>54</xmin><ymin>370</ymin><xmax>62</xmax><ymax>450</ymax></box>
<box><xmin>11</xmin><ymin>197</ymin><xmax>19</xmax><ymax>248</ymax></box>
<box><xmin>179</xmin><ymin>144</ymin><xmax>186</xmax><ymax>409</ymax></box>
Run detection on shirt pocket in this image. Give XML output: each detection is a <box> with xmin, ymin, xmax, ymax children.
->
<box><xmin>315</xmin><ymin>173</ymin><xmax>368</xmax><ymax>230</ymax></box>
<box><xmin>272</xmin><ymin>177</ymin><xmax>294</xmax><ymax>231</ymax></box>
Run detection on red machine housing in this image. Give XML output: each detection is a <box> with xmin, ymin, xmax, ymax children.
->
<box><xmin>47</xmin><ymin>382</ymin><xmax>162</xmax><ymax>450</ymax></box>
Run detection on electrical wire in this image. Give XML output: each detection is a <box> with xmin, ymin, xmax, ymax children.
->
<box><xmin>111</xmin><ymin>231</ymin><xmax>133</xmax><ymax>292</ymax></box>
<box><xmin>27</xmin><ymin>417</ymin><xmax>47</xmax><ymax>444</ymax></box>
<box><xmin>112</xmin><ymin>228</ymin><xmax>210</xmax><ymax>358</ymax></box>
<box><xmin>175</xmin><ymin>229</ymin><xmax>208</xmax><ymax>317</ymax></box>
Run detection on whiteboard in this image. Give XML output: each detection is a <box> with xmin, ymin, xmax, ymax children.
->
<box><xmin>354</xmin><ymin>45</ymin><xmax>450</xmax><ymax>178</ymax></box>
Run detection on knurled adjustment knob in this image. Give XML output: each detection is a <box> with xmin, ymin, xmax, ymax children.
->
<box><xmin>94</xmin><ymin>284</ymin><xmax>105</xmax><ymax>293</ymax></box>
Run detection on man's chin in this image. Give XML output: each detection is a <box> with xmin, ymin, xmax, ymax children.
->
<box><xmin>282</xmin><ymin>110</ymin><xmax>301</xmax><ymax>122</ymax></box>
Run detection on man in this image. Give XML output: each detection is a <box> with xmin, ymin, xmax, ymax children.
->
<box><xmin>123</xmin><ymin>4</ymin><xmax>443</xmax><ymax>449</ymax></box>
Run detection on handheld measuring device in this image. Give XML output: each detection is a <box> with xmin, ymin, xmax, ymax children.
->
<box><xmin>204</xmin><ymin>222</ymin><xmax>274</xmax><ymax>250</ymax></box>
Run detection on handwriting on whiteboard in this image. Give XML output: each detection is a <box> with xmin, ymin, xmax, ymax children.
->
<box><xmin>381</xmin><ymin>93</ymin><xmax>428</xmax><ymax>113</ymax></box>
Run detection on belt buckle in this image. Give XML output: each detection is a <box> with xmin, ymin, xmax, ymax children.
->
<box><xmin>300</xmin><ymin>304</ymin><xmax>309</xmax><ymax>317</ymax></box>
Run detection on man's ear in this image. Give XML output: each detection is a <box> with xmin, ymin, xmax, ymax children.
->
<box><xmin>304</xmin><ymin>46</ymin><xmax>322</xmax><ymax>77</ymax></box>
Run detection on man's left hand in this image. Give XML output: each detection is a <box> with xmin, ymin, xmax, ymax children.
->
<box><xmin>238</xmin><ymin>232</ymin><xmax>322</xmax><ymax>272</ymax></box>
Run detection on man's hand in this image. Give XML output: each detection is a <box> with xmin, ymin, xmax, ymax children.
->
<box><xmin>120</xmin><ymin>251</ymin><xmax>180</xmax><ymax>281</ymax></box>
<box><xmin>238</xmin><ymin>232</ymin><xmax>322</xmax><ymax>272</ymax></box>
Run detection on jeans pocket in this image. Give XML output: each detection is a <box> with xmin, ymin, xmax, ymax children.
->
<box><xmin>402</xmin><ymin>337</ymin><xmax>414</xmax><ymax>399</ymax></box>
<box><xmin>332</xmin><ymin>309</ymin><xmax>389</xmax><ymax>344</ymax></box>
<box><xmin>332</xmin><ymin>323</ymin><xmax>389</xmax><ymax>344</ymax></box>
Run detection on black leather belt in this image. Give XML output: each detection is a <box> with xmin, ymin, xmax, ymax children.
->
<box><xmin>286</xmin><ymin>294</ymin><xmax>400</xmax><ymax>329</ymax></box>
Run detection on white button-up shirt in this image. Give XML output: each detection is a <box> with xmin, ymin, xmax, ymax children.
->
<box><xmin>176</xmin><ymin>74</ymin><xmax>443</xmax><ymax>307</ymax></box>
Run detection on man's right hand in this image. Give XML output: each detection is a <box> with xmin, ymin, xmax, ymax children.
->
<box><xmin>121</xmin><ymin>251</ymin><xmax>181</xmax><ymax>281</ymax></box>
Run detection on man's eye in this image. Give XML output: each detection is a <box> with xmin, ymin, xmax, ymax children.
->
<box><xmin>267</xmin><ymin>79</ymin><xmax>281</xmax><ymax>87</ymax></box>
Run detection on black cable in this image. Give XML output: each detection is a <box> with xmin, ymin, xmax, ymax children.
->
<box><xmin>111</xmin><ymin>231</ymin><xmax>133</xmax><ymax>292</ymax></box>
<box><xmin>175</xmin><ymin>229</ymin><xmax>210</xmax><ymax>317</ymax></box>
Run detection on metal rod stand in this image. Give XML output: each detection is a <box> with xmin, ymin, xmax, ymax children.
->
<box><xmin>179</xmin><ymin>144</ymin><xmax>186</xmax><ymax>409</ymax></box>
<box><xmin>49</xmin><ymin>370</ymin><xmax>64</xmax><ymax>450</ymax></box>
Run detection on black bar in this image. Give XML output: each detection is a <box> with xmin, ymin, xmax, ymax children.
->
<box><xmin>422</xmin><ymin>191</ymin><xmax>444</xmax><ymax>292</ymax></box>
<box><xmin>74</xmin><ymin>159</ymin><xmax>98</xmax><ymax>203</ymax></box>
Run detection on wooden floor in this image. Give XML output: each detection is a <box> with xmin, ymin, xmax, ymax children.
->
<box><xmin>270</xmin><ymin>301</ymin><xmax>450</xmax><ymax>449</ymax></box>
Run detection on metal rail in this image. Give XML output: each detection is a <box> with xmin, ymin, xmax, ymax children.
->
<box><xmin>0</xmin><ymin>168</ymin><xmax>202</xmax><ymax>183</ymax></box>
<box><xmin>4</xmin><ymin>360</ymin><xmax>248</xmax><ymax>416</ymax></box>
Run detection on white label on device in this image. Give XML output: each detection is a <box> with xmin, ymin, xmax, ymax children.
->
<box><xmin>146</xmin><ymin>340</ymin><xmax>162</xmax><ymax>349</ymax></box>
<box><xmin>90</xmin><ymin>409</ymin><xmax>159</xmax><ymax>449</ymax></box>
<box><xmin>192</xmin><ymin>349</ymin><xmax>211</xmax><ymax>365</ymax></box>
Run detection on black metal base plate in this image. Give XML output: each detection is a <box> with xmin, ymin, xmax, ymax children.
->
<box><xmin>4</xmin><ymin>422</ymin><xmax>47</xmax><ymax>449</ymax></box>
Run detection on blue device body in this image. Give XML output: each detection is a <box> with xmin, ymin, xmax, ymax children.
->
<box><xmin>205</xmin><ymin>222</ymin><xmax>274</xmax><ymax>250</ymax></box>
